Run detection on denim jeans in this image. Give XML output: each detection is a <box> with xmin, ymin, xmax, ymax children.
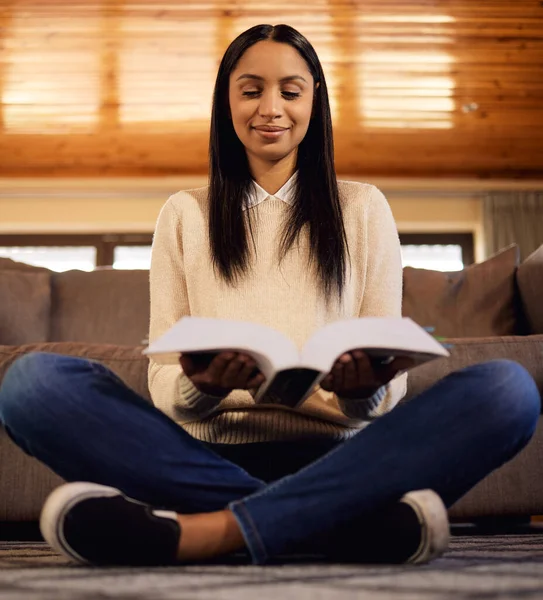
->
<box><xmin>0</xmin><ymin>352</ymin><xmax>539</xmax><ymax>564</ymax></box>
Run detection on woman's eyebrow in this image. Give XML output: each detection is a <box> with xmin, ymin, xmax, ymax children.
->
<box><xmin>236</xmin><ymin>74</ymin><xmax>308</xmax><ymax>84</ymax></box>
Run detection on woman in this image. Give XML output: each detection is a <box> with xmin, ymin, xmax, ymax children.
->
<box><xmin>0</xmin><ymin>24</ymin><xmax>539</xmax><ymax>567</ymax></box>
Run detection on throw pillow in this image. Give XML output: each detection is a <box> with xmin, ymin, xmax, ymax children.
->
<box><xmin>0</xmin><ymin>270</ymin><xmax>51</xmax><ymax>344</ymax></box>
<box><xmin>49</xmin><ymin>269</ymin><xmax>150</xmax><ymax>345</ymax></box>
<box><xmin>402</xmin><ymin>244</ymin><xmax>523</xmax><ymax>338</ymax></box>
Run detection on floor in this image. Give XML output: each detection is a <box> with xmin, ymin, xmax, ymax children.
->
<box><xmin>1</xmin><ymin>532</ymin><xmax>543</xmax><ymax>599</ymax></box>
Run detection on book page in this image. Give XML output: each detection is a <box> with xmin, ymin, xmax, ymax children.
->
<box><xmin>254</xmin><ymin>367</ymin><xmax>321</xmax><ymax>408</ymax></box>
<box><xmin>300</xmin><ymin>317</ymin><xmax>449</xmax><ymax>373</ymax></box>
<box><xmin>144</xmin><ymin>316</ymin><xmax>300</xmax><ymax>377</ymax></box>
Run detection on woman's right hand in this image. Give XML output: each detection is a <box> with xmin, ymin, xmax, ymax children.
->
<box><xmin>179</xmin><ymin>351</ymin><xmax>266</xmax><ymax>397</ymax></box>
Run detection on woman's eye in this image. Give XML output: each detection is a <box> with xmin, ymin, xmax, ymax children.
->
<box><xmin>241</xmin><ymin>90</ymin><xmax>300</xmax><ymax>99</ymax></box>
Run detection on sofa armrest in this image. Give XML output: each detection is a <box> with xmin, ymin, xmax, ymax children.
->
<box><xmin>404</xmin><ymin>334</ymin><xmax>543</xmax><ymax>406</ymax></box>
<box><xmin>517</xmin><ymin>244</ymin><xmax>543</xmax><ymax>334</ymax></box>
<box><xmin>0</xmin><ymin>342</ymin><xmax>150</xmax><ymax>402</ymax></box>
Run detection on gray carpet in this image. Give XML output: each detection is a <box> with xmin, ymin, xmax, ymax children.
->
<box><xmin>1</xmin><ymin>534</ymin><xmax>543</xmax><ymax>599</ymax></box>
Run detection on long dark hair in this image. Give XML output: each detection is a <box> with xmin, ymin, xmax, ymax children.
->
<box><xmin>208</xmin><ymin>23</ymin><xmax>349</xmax><ymax>300</ymax></box>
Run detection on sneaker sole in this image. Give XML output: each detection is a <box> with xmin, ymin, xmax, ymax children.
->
<box><xmin>401</xmin><ymin>489</ymin><xmax>450</xmax><ymax>564</ymax></box>
<box><xmin>40</xmin><ymin>482</ymin><xmax>122</xmax><ymax>565</ymax></box>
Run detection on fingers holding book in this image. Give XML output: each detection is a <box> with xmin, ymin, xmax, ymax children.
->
<box><xmin>179</xmin><ymin>351</ymin><xmax>265</xmax><ymax>396</ymax></box>
<box><xmin>320</xmin><ymin>350</ymin><xmax>415</xmax><ymax>399</ymax></box>
<box><xmin>374</xmin><ymin>355</ymin><xmax>415</xmax><ymax>380</ymax></box>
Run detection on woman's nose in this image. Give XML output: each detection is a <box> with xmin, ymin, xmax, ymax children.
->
<box><xmin>258</xmin><ymin>91</ymin><xmax>282</xmax><ymax>119</ymax></box>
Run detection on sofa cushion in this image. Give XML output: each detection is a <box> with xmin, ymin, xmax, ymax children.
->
<box><xmin>402</xmin><ymin>244</ymin><xmax>523</xmax><ymax>338</ymax></box>
<box><xmin>448</xmin><ymin>418</ymin><xmax>543</xmax><ymax>519</ymax></box>
<box><xmin>0</xmin><ymin>342</ymin><xmax>150</xmax><ymax>401</ymax></box>
<box><xmin>517</xmin><ymin>244</ymin><xmax>543</xmax><ymax>334</ymax></box>
<box><xmin>0</xmin><ymin>257</ymin><xmax>51</xmax><ymax>273</ymax></box>
<box><xmin>0</xmin><ymin>342</ymin><xmax>150</xmax><ymax>521</ymax></box>
<box><xmin>403</xmin><ymin>334</ymin><xmax>543</xmax><ymax>408</ymax></box>
<box><xmin>403</xmin><ymin>333</ymin><xmax>543</xmax><ymax>517</ymax></box>
<box><xmin>49</xmin><ymin>269</ymin><xmax>150</xmax><ymax>346</ymax></box>
<box><xmin>0</xmin><ymin>427</ymin><xmax>64</xmax><ymax>521</ymax></box>
<box><xmin>0</xmin><ymin>270</ymin><xmax>51</xmax><ymax>345</ymax></box>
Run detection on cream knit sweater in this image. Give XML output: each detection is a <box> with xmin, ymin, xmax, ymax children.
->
<box><xmin>148</xmin><ymin>181</ymin><xmax>407</xmax><ymax>444</ymax></box>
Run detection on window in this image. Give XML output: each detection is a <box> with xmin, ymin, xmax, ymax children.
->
<box><xmin>0</xmin><ymin>232</ymin><xmax>474</xmax><ymax>273</ymax></box>
<box><xmin>0</xmin><ymin>246</ymin><xmax>96</xmax><ymax>272</ymax></box>
<box><xmin>399</xmin><ymin>233</ymin><xmax>474</xmax><ymax>271</ymax></box>
<box><xmin>0</xmin><ymin>234</ymin><xmax>152</xmax><ymax>272</ymax></box>
<box><xmin>113</xmin><ymin>246</ymin><xmax>152</xmax><ymax>270</ymax></box>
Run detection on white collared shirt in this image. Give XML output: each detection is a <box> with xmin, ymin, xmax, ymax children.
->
<box><xmin>244</xmin><ymin>172</ymin><xmax>297</xmax><ymax>211</ymax></box>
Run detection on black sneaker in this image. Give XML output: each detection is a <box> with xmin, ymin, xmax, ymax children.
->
<box><xmin>40</xmin><ymin>482</ymin><xmax>181</xmax><ymax>566</ymax></box>
<box><xmin>320</xmin><ymin>489</ymin><xmax>450</xmax><ymax>565</ymax></box>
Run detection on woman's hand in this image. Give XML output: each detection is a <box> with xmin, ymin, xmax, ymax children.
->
<box><xmin>179</xmin><ymin>352</ymin><xmax>265</xmax><ymax>397</ymax></box>
<box><xmin>320</xmin><ymin>350</ymin><xmax>414</xmax><ymax>398</ymax></box>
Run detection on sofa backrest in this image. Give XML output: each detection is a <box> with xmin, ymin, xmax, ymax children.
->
<box><xmin>0</xmin><ymin>244</ymin><xmax>538</xmax><ymax>346</ymax></box>
<box><xmin>49</xmin><ymin>269</ymin><xmax>150</xmax><ymax>346</ymax></box>
<box><xmin>0</xmin><ymin>258</ymin><xmax>149</xmax><ymax>346</ymax></box>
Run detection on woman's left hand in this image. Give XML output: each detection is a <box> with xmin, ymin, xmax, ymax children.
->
<box><xmin>319</xmin><ymin>350</ymin><xmax>414</xmax><ymax>398</ymax></box>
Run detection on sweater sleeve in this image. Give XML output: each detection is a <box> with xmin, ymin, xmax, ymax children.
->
<box><xmin>337</xmin><ymin>185</ymin><xmax>408</xmax><ymax>420</ymax></box>
<box><xmin>147</xmin><ymin>197</ymin><xmax>227</xmax><ymax>421</ymax></box>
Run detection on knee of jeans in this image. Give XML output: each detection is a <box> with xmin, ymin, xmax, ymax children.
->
<box><xmin>471</xmin><ymin>359</ymin><xmax>541</xmax><ymax>437</ymax></box>
<box><xmin>0</xmin><ymin>352</ymin><xmax>65</xmax><ymax>428</ymax></box>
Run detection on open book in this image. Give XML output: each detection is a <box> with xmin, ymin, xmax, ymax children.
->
<box><xmin>144</xmin><ymin>316</ymin><xmax>450</xmax><ymax>409</ymax></box>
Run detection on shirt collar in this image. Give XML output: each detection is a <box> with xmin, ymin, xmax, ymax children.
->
<box><xmin>244</xmin><ymin>172</ymin><xmax>297</xmax><ymax>211</ymax></box>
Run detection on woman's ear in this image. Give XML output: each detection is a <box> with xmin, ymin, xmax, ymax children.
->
<box><xmin>311</xmin><ymin>82</ymin><xmax>320</xmax><ymax>118</ymax></box>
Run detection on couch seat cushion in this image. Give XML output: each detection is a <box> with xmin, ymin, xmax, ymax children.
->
<box><xmin>0</xmin><ymin>342</ymin><xmax>150</xmax><ymax>401</ymax></box>
<box><xmin>404</xmin><ymin>334</ymin><xmax>543</xmax><ymax>409</ymax></box>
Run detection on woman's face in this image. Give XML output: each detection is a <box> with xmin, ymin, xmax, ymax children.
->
<box><xmin>228</xmin><ymin>40</ymin><xmax>316</xmax><ymax>167</ymax></box>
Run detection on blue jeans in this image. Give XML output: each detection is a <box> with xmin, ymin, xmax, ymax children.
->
<box><xmin>0</xmin><ymin>353</ymin><xmax>539</xmax><ymax>565</ymax></box>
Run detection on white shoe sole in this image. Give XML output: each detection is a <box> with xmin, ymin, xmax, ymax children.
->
<box><xmin>40</xmin><ymin>482</ymin><xmax>121</xmax><ymax>565</ymax></box>
<box><xmin>401</xmin><ymin>489</ymin><xmax>450</xmax><ymax>564</ymax></box>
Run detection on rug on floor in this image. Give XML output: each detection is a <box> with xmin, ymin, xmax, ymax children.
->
<box><xmin>1</xmin><ymin>533</ymin><xmax>543</xmax><ymax>599</ymax></box>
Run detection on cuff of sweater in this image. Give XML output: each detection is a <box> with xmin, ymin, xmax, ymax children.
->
<box><xmin>337</xmin><ymin>384</ymin><xmax>388</xmax><ymax>420</ymax></box>
<box><xmin>179</xmin><ymin>373</ymin><xmax>227</xmax><ymax>418</ymax></box>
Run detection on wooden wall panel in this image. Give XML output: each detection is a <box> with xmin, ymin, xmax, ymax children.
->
<box><xmin>0</xmin><ymin>0</ymin><xmax>542</xmax><ymax>177</ymax></box>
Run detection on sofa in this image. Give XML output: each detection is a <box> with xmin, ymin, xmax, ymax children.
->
<box><xmin>0</xmin><ymin>243</ymin><xmax>542</xmax><ymax>526</ymax></box>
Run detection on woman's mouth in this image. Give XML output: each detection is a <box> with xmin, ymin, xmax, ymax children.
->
<box><xmin>252</xmin><ymin>126</ymin><xmax>289</xmax><ymax>140</ymax></box>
